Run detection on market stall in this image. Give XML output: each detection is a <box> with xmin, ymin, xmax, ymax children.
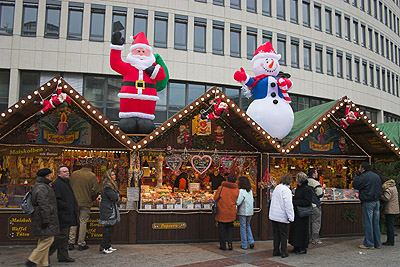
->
<box><xmin>0</xmin><ymin>77</ymin><xmax>135</xmax><ymax>245</ymax></box>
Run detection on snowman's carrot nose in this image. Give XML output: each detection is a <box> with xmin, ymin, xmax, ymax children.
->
<box><xmin>268</xmin><ymin>60</ymin><xmax>274</xmax><ymax>68</ymax></box>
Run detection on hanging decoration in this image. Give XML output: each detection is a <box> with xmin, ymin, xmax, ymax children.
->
<box><xmin>177</xmin><ymin>124</ymin><xmax>190</xmax><ymax>144</ymax></box>
<box><xmin>200</xmin><ymin>96</ymin><xmax>229</xmax><ymax>120</ymax></box>
<box><xmin>235</xmin><ymin>156</ymin><xmax>245</xmax><ymax>166</ymax></box>
<box><xmin>215</xmin><ymin>125</ymin><xmax>225</xmax><ymax>144</ymax></box>
<box><xmin>181</xmin><ymin>147</ymin><xmax>191</xmax><ymax>163</ymax></box>
<box><xmin>220</xmin><ymin>156</ymin><xmax>234</xmax><ymax>171</ymax></box>
<box><xmin>35</xmin><ymin>80</ymin><xmax>71</xmax><ymax>116</ymax></box>
<box><xmin>337</xmin><ymin>105</ymin><xmax>360</xmax><ymax>129</ymax></box>
<box><xmin>166</xmin><ymin>155</ymin><xmax>182</xmax><ymax>173</ymax></box>
<box><xmin>191</xmin><ymin>153</ymin><xmax>212</xmax><ymax>174</ymax></box>
<box><xmin>338</xmin><ymin>136</ymin><xmax>348</xmax><ymax>153</ymax></box>
<box><xmin>192</xmin><ymin>114</ymin><xmax>211</xmax><ymax>136</ymax></box>
<box><xmin>211</xmin><ymin>149</ymin><xmax>221</xmax><ymax>166</ymax></box>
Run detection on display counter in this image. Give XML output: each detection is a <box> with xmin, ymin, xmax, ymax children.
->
<box><xmin>322</xmin><ymin>188</ymin><xmax>359</xmax><ymax>202</ymax></box>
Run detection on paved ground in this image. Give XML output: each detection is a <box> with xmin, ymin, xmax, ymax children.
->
<box><xmin>1</xmin><ymin>234</ymin><xmax>399</xmax><ymax>267</ymax></box>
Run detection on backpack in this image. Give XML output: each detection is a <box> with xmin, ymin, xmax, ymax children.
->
<box><xmin>21</xmin><ymin>191</ymin><xmax>35</xmax><ymax>215</ymax></box>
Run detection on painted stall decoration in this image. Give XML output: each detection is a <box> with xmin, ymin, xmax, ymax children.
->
<box><xmin>36</xmin><ymin>109</ymin><xmax>91</xmax><ymax>145</ymax></box>
<box><xmin>300</xmin><ymin>125</ymin><xmax>343</xmax><ymax>154</ymax></box>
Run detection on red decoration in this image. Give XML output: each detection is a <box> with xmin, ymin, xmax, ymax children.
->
<box><xmin>338</xmin><ymin>105</ymin><xmax>359</xmax><ymax>129</ymax></box>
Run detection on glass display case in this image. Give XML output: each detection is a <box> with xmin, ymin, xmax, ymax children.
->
<box><xmin>0</xmin><ymin>184</ymin><xmax>32</xmax><ymax>209</ymax></box>
<box><xmin>322</xmin><ymin>188</ymin><xmax>359</xmax><ymax>201</ymax></box>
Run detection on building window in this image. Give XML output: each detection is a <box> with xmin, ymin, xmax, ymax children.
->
<box><xmin>277</xmin><ymin>35</ymin><xmax>286</xmax><ymax>65</ymax></box>
<box><xmin>380</xmin><ymin>35</ymin><xmax>384</xmax><ymax>56</ymax></box>
<box><xmin>298</xmin><ymin>96</ymin><xmax>310</xmax><ymax>110</ymax></box>
<box><xmin>337</xmin><ymin>51</ymin><xmax>343</xmax><ymax>78</ymax></box>
<box><xmin>262</xmin><ymin>0</ymin><xmax>271</xmax><ymax>16</ymax></box>
<box><xmin>385</xmin><ymin>38</ymin><xmax>389</xmax><ymax>59</ymax></box>
<box><xmin>315</xmin><ymin>44</ymin><xmax>323</xmax><ymax>73</ymax></box>
<box><xmin>374</xmin><ymin>31</ymin><xmax>379</xmax><ymax>53</ymax></box>
<box><xmin>369</xmin><ymin>63</ymin><xmax>374</xmax><ymax>87</ymax></box>
<box><xmin>277</xmin><ymin>0</ymin><xmax>285</xmax><ymax>20</ymax></box>
<box><xmin>44</xmin><ymin>0</ymin><xmax>61</xmax><ymax>38</ymax></box>
<box><xmin>344</xmin><ymin>15</ymin><xmax>350</xmax><ymax>41</ymax></box>
<box><xmin>352</xmin><ymin>0</ymin><xmax>357</xmax><ymax>7</ymax></box>
<box><xmin>247</xmin><ymin>27</ymin><xmax>257</xmax><ymax>59</ymax></box>
<box><xmin>395</xmin><ymin>45</ymin><xmax>398</xmax><ymax>65</ymax></box>
<box><xmin>314</xmin><ymin>4</ymin><xmax>321</xmax><ymax>31</ymax></box>
<box><xmin>262</xmin><ymin>30</ymin><xmax>272</xmax><ymax>43</ymax></box>
<box><xmin>134</xmin><ymin>9</ymin><xmax>147</xmax><ymax>36</ymax></box>
<box><xmin>397</xmin><ymin>75</ymin><xmax>399</xmax><ymax>97</ymax></box>
<box><xmin>174</xmin><ymin>15</ymin><xmax>188</xmax><ymax>50</ymax></box>
<box><xmin>19</xmin><ymin>71</ymin><xmax>40</xmax><ymax>99</ymax></box>
<box><xmin>326</xmin><ymin>48</ymin><xmax>333</xmax><ymax>75</ymax></box>
<box><xmin>247</xmin><ymin>0</ymin><xmax>256</xmax><ymax>13</ymax></box>
<box><xmin>335</xmin><ymin>11</ymin><xmax>342</xmax><ymax>37</ymax></box>
<box><xmin>0</xmin><ymin>70</ymin><xmax>10</xmax><ymax>111</ymax></box>
<box><xmin>366</xmin><ymin>0</ymin><xmax>371</xmax><ymax>14</ymax></box>
<box><xmin>291</xmin><ymin>38</ymin><xmax>299</xmax><ymax>68</ymax></box>
<box><xmin>360</xmin><ymin>0</ymin><xmax>364</xmax><ymax>10</ymax></box>
<box><xmin>390</xmin><ymin>41</ymin><xmax>393</xmax><ymax>61</ymax></box>
<box><xmin>392</xmin><ymin>74</ymin><xmax>396</xmax><ymax>96</ymax></box>
<box><xmin>290</xmin><ymin>0</ymin><xmax>298</xmax><ymax>24</ymax></box>
<box><xmin>303</xmin><ymin>1</ymin><xmax>310</xmax><ymax>27</ymax></box>
<box><xmin>188</xmin><ymin>84</ymin><xmax>206</xmax><ymax>103</ymax></box>
<box><xmin>168</xmin><ymin>82</ymin><xmax>186</xmax><ymax>112</ymax></box>
<box><xmin>387</xmin><ymin>71</ymin><xmax>391</xmax><ymax>94</ymax></box>
<box><xmin>325</xmin><ymin>8</ymin><xmax>332</xmax><ymax>34</ymax></box>
<box><xmin>154</xmin><ymin>12</ymin><xmax>168</xmax><ymax>48</ymax></box>
<box><xmin>379</xmin><ymin>1</ymin><xmax>383</xmax><ymax>22</ymax></box>
<box><xmin>213</xmin><ymin>0</ymin><xmax>224</xmax><ymax>6</ymax></box>
<box><xmin>213</xmin><ymin>20</ymin><xmax>224</xmax><ymax>55</ymax></box>
<box><xmin>360</xmin><ymin>24</ymin><xmax>365</xmax><ymax>47</ymax></box>
<box><xmin>304</xmin><ymin>41</ymin><xmax>312</xmax><ymax>70</ymax></box>
<box><xmin>0</xmin><ymin>0</ymin><xmax>14</xmax><ymax>35</ymax></box>
<box><xmin>230</xmin><ymin>24</ymin><xmax>241</xmax><ymax>57</ymax></box>
<box><xmin>384</xmin><ymin>5</ymin><xmax>387</xmax><ymax>26</ymax></box>
<box><xmin>89</xmin><ymin>4</ymin><xmax>105</xmax><ymax>42</ymax></box>
<box><xmin>231</xmin><ymin>0</ymin><xmax>241</xmax><ymax>9</ymax></box>
<box><xmin>368</xmin><ymin>27</ymin><xmax>373</xmax><ymax>50</ymax></box>
<box><xmin>194</xmin><ymin>18</ymin><xmax>206</xmax><ymax>53</ymax></box>
<box><xmin>346</xmin><ymin>54</ymin><xmax>352</xmax><ymax>80</ymax></box>
<box><xmin>389</xmin><ymin>9</ymin><xmax>392</xmax><ymax>29</ymax></box>
<box><xmin>376</xmin><ymin>66</ymin><xmax>380</xmax><ymax>89</ymax></box>
<box><xmin>112</xmin><ymin>7</ymin><xmax>126</xmax><ymax>40</ymax></box>
<box><xmin>67</xmin><ymin>2</ymin><xmax>83</xmax><ymax>40</ymax></box>
<box><xmin>381</xmin><ymin>68</ymin><xmax>386</xmax><ymax>91</ymax></box>
<box><xmin>373</xmin><ymin>0</ymin><xmax>377</xmax><ymax>18</ymax></box>
<box><xmin>22</xmin><ymin>0</ymin><xmax>38</xmax><ymax>37</ymax></box>
<box><xmin>354</xmin><ymin>57</ymin><xmax>360</xmax><ymax>82</ymax></box>
<box><xmin>353</xmin><ymin>20</ymin><xmax>358</xmax><ymax>44</ymax></box>
<box><xmin>362</xmin><ymin>60</ymin><xmax>367</xmax><ymax>85</ymax></box>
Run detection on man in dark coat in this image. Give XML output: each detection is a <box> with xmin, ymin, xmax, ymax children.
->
<box><xmin>353</xmin><ymin>161</ymin><xmax>382</xmax><ymax>249</ymax></box>
<box><xmin>49</xmin><ymin>165</ymin><xmax>78</xmax><ymax>263</ymax></box>
<box><xmin>26</xmin><ymin>168</ymin><xmax>59</xmax><ymax>267</ymax></box>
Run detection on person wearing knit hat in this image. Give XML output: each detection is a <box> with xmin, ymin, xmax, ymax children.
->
<box><xmin>110</xmin><ymin>31</ymin><xmax>168</xmax><ymax>134</ymax></box>
<box><xmin>26</xmin><ymin>168</ymin><xmax>59</xmax><ymax>267</ymax></box>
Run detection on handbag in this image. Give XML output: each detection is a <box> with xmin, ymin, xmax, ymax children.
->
<box><xmin>212</xmin><ymin>186</ymin><xmax>224</xmax><ymax>215</ymax></box>
<box><xmin>297</xmin><ymin>205</ymin><xmax>314</xmax><ymax>217</ymax></box>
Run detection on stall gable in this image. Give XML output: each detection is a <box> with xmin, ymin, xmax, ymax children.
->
<box><xmin>133</xmin><ymin>87</ymin><xmax>281</xmax><ymax>152</ymax></box>
<box><xmin>282</xmin><ymin>96</ymin><xmax>400</xmax><ymax>159</ymax></box>
<box><xmin>0</xmin><ymin>77</ymin><xmax>134</xmax><ymax>150</ymax></box>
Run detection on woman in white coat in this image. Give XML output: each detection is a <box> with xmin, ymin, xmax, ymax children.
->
<box><xmin>269</xmin><ymin>174</ymin><xmax>295</xmax><ymax>258</ymax></box>
<box><xmin>236</xmin><ymin>176</ymin><xmax>255</xmax><ymax>250</ymax></box>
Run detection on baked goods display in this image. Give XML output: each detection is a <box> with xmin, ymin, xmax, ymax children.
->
<box><xmin>322</xmin><ymin>188</ymin><xmax>359</xmax><ymax>201</ymax></box>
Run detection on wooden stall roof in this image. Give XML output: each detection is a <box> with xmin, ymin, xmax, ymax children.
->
<box><xmin>131</xmin><ymin>87</ymin><xmax>282</xmax><ymax>153</ymax></box>
<box><xmin>0</xmin><ymin>76</ymin><xmax>134</xmax><ymax>150</ymax></box>
<box><xmin>281</xmin><ymin>96</ymin><xmax>400</xmax><ymax>159</ymax></box>
<box><xmin>376</xmin><ymin>122</ymin><xmax>400</xmax><ymax>147</ymax></box>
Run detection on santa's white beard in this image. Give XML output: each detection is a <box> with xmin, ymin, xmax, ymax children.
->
<box><xmin>126</xmin><ymin>53</ymin><xmax>155</xmax><ymax>70</ymax></box>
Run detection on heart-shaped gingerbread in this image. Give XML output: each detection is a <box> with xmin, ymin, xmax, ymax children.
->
<box><xmin>191</xmin><ymin>155</ymin><xmax>212</xmax><ymax>174</ymax></box>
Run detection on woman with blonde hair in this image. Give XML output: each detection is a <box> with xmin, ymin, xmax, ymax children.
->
<box><xmin>99</xmin><ymin>169</ymin><xmax>120</xmax><ymax>254</ymax></box>
<box><xmin>288</xmin><ymin>172</ymin><xmax>313</xmax><ymax>255</ymax></box>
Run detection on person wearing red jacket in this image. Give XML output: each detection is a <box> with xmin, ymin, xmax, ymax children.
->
<box><xmin>110</xmin><ymin>32</ymin><xmax>166</xmax><ymax>133</ymax></box>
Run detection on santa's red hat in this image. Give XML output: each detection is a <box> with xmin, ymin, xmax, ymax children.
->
<box><xmin>251</xmin><ymin>42</ymin><xmax>281</xmax><ymax>64</ymax></box>
<box><xmin>129</xmin><ymin>32</ymin><xmax>153</xmax><ymax>52</ymax></box>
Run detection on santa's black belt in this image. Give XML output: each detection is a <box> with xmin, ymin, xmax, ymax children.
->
<box><xmin>121</xmin><ymin>81</ymin><xmax>156</xmax><ymax>89</ymax></box>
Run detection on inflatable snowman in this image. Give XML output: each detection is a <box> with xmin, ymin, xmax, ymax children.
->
<box><xmin>234</xmin><ymin>42</ymin><xmax>294</xmax><ymax>139</ymax></box>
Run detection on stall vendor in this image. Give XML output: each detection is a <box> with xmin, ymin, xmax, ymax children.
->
<box><xmin>174</xmin><ymin>172</ymin><xmax>189</xmax><ymax>191</ymax></box>
<box><xmin>204</xmin><ymin>170</ymin><xmax>226</xmax><ymax>191</ymax></box>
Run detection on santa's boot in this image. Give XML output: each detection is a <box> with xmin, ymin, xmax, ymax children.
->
<box><xmin>34</xmin><ymin>101</ymin><xmax>42</xmax><ymax>105</ymax></box>
<box><xmin>200</xmin><ymin>112</ymin><xmax>208</xmax><ymax>120</ymax></box>
<box><xmin>136</xmin><ymin>118</ymin><xmax>156</xmax><ymax>134</ymax></box>
<box><xmin>119</xmin><ymin>118</ymin><xmax>138</xmax><ymax>134</ymax></box>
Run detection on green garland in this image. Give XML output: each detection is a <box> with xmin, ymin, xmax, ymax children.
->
<box><xmin>341</xmin><ymin>206</ymin><xmax>358</xmax><ymax>223</ymax></box>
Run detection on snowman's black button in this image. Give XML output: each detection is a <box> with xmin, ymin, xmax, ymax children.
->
<box><xmin>273</xmin><ymin>99</ymin><xmax>278</xmax><ymax>104</ymax></box>
<box><xmin>271</xmin><ymin>82</ymin><xmax>276</xmax><ymax>87</ymax></box>
<box><xmin>271</xmin><ymin>92</ymin><xmax>276</xmax><ymax>97</ymax></box>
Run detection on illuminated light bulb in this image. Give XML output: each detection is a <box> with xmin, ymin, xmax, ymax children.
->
<box><xmin>368</xmin><ymin>120</ymin><xmax>371</xmax><ymax>123</ymax></box>
<box><xmin>47</xmin><ymin>82</ymin><xmax>51</xmax><ymax>86</ymax></box>
<box><xmin>138</xmin><ymin>145</ymin><xmax>141</xmax><ymax>148</ymax></box>
<box><xmin>379</xmin><ymin>132</ymin><xmax>383</xmax><ymax>135</ymax></box>
<box><xmin>53</xmin><ymin>78</ymin><xmax>57</xmax><ymax>82</ymax></box>
<box><xmin>115</xmin><ymin>130</ymin><xmax>119</xmax><ymax>134</ymax></box>
<box><xmin>277</xmin><ymin>145</ymin><xmax>281</xmax><ymax>148</ymax></box>
<box><xmin>336</xmin><ymin>106</ymin><xmax>339</xmax><ymax>110</ymax></box>
<box><xmin>359</xmin><ymin>112</ymin><xmax>364</xmax><ymax>115</ymax></box>
<box><xmin>227</xmin><ymin>99</ymin><xmax>230</xmax><ymax>102</ymax></box>
<box><xmin>75</xmin><ymin>95</ymin><xmax>79</xmax><ymax>99</ymax></box>
<box><xmin>236</xmin><ymin>108</ymin><xmax>240</xmax><ymax>112</ymax></box>
<box><xmin>391</xmin><ymin>144</ymin><xmax>394</xmax><ymax>147</ymax></box>
<box><xmin>231</xmin><ymin>104</ymin><xmax>235</xmax><ymax>107</ymax></box>
<box><xmin>133</xmin><ymin>146</ymin><xmax>136</xmax><ymax>149</ymax></box>
<box><xmin>286</xmin><ymin>149</ymin><xmax>290</xmax><ymax>153</ymax></box>
<box><xmin>376</xmin><ymin>128</ymin><xmax>379</xmax><ymax>131</ymax></box>
<box><xmin>300</xmin><ymin>137</ymin><xmax>304</xmax><ymax>141</ymax></box>
<box><xmin>201</xmin><ymin>97</ymin><xmax>204</xmax><ymax>101</ymax></box>
<box><xmin>387</xmin><ymin>140</ymin><xmax>390</xmax><ymax>143</ymax></box>
<box><xmin>81</xmin><ymin>100</ymin><xmax>85</xmax><ymax>104</ymax></box>
<box><xmin>40</xmin><ymin>87</ymin><xmax>45</xmax><ymax>91</ymax></box>
<box><xmin>282</xmin><ymin>149</ymin><xmax>285</xmax><ymax>152</ymax></box>
<box><xmin>331</xmin><ymin>110</ymin><xmax>335</xmax><ymax>114</ymax></box>
<box><xmin>262</xmin><ymin>131</ymin><xmax>266</xmax><ymax>134</ymax></box>
<box><xmin>1</xmin><ymin>113</ymin><xmax>5</xmax><ymax>117</ymax></box>
<box><xmin>173</xmin><ymin>118</ymin><xmax>176</xmax><ymax>122</ymax></box>
<box><xmin>190</xmin><ymin>106</ymin><xmax>193</xmax><ymax>109</ymax></box>
<box><xmin>322</xmin><ymin>118</ymin><xmax>326</xmax><ymax>121</ymax></box>
<box><xmin>305</xmin><ymin>133</ymin><xmax>308</xmax><ymax>137</ymax></box>
<box><xmin>383</xmin><ymin>136</ymin><xmax>387</xmax><ymax>139</ymax></box>
<box><xmin>272</xmin><ymin>140</ymin><xmax>276</xmax><ymax>144</ymax></box>
<box><xmin>99</xmin><ymin>115</ymin><xmax>102</xmax><ymax>119</ymax></box>
<box><xmin>352</xmin><ymin>104</ymin><xmax>355</xmax><ymax>107</ymax></box>
<box><xmin>34</xmin><ymin>91</ymin><xmax>38</xmax><ymax>95</ymax></box>
<box><xmin>110</xmin><ymin>125</ymin><xmax>114</xmax><ymax>129</ymax></box>
<box><xmin>87</xmin><ymin>105</ymin><xmax>91</xmax><ymax>109</ymax></box>
<box><xmin>104</xmin><ymin>120</ymin><xmax>108</xmax><ymax>124</ymax></box>
<box><xmin>267</xmin><ymin>135</ymin><xmax>271</xmax><ymax>139</ymax></box>
<box><xmin>14</xmin><ymin>104</ymin><xmax>19</xmax><ymax>108</ymax></box>
<box><xmin>122</xmin><ymin>135</ymin><xmax>125</xmax><ymax>139</ymax></box>
<box><xmin>179</xmin><ymin>114</ymin><xmax>182</xmax><ymax>118</ymax></box>
<box><xmin>252</xmin><ymin>122</ymin><xmax>255</xmax><ymax>125</ymax></box>
<box><xmin>167</xmin><ymin>123</ymin><xmax>171</xmax><ymax>126</ymax></box>
<box><xmin>212</xmin><ymin>90</ymin><xmax>215</xmax><ymax>93</ymax></box>
<box><xmin>242</xmin><ymin>113</ymin><xmax>245</xmax><ymax>117</ymax></box>
<box><xmin>27</xmin><ymin>95</ymin><xmax>32</xmax><ymax>99</ymax></box>
<box><xmin>314</xmin><ymin>125</ymin><xmax>317</xmax><ymax>129</ymax></box>
<box><xmin>247</xmin><ymin>118</ymin><xmax>250</xmax><ymax>121</ymax></box>
<box><xmin>64</xmin><ymin>85</ymin><xmax>68</xmax><ymax>89</ymax></box>
<box><xmin>221</xmin><ymin>94</ymin><xmax>225</xmax><ymax>98</ymax></box>
<box><xmin>144</xmin><ymin>140</ymin><xmax>147</xmax><ymax>144</ymax></box>
<box><xmin>8</xmin><ymin>109</ymin><xmax>12</xmax><ymax>113</ymax></box>
<box><xmin>395</xmin><ymin>147</ymin><xmax>398</xmax><ymax>150</ymax></box>
<box><xmin>291</xmin><ymin>145</ymin><xmax>294</xmax><ymax>148</ymax></box>
<box><xmin>155</xmin><ymin>132</ymin><xmax>159</xmax><ymax>135</ymax></box>
<box><xmin>150</xmin><ymin>136</ymin><xmax>153</xmax><ymax>139</ymax></box>
<box><xmin>127</xmin><ymin>140</ymin><xmax>131</xmax><ymax>144</ymax></box>
<box><xmin>257</xmin><ymin>127</ymin><xmax>260</xmax><ymax>130</ymax></box>
<box><xmin>69</xmin><ymin>90</ymin><xmax>73</xmax><ymax>93</ymax></box>
<box><xmin>371</xmin><ymin>124</ymin><xmax>375</xmax><ymax>127</ymax></box>
<box><xmin>327</xmin><ymin>114</ymin><xmax>331</xmax><ymax>117</ymax></box>
<box><xmin>92</xmin><ymin>110</ymin><xmax>96</xmax><ymax>114</ymax></box>
<box><xmin>340</xmin><ymin>103</ymin><xmax>344</xmax><ymax>106</ymax></box>
<box><xmin>161</xmin><ymin>127</ymin><xmax>165</xmax><ymax>130</ymax></box>
<box><xmin>318</xmin><ymin>122</ymin><xmax>322</xmax><ymax>125</ymax></box>
<box><xmin>206</xmin><ymin>94</ymin><xmax>210</xmax><ymax>97</ymax></box>
<box><xmin>295</xmin><ymin>141</ymin><xmax>299</xmax><ymax>144</ymax></box>
<box><xmin>309</xmin><ymin>129</ymin><xmax>313</xmax><ymax>133</ymax></box>
<box><xmin>184</xmin><ymin>110</ymin><xmax>188</xmax><ymax>113</ymax></box>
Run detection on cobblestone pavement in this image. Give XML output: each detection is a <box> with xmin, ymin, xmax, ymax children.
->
<box><xmin>1</xmin><ymin>234</ymin><xmax>399</xmax><ymax>267</ymax></box>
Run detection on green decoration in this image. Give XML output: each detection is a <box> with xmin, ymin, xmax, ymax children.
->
<box><xmin>341</xmin><ymin>206</ymin><xmax>358</xmax><ymax>223</ymax></box>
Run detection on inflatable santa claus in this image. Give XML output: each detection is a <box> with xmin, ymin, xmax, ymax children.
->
<box><xmin>110</xmin><ymin>31</ymin><xmax>168</xmax><ymax>134</ymax></box>
<box><xmin>234</xmin><ymin>42</ymin><xmax>294</xmax><ymax>139</ymax></box>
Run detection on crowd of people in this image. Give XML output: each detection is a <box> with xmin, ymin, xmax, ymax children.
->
<box><xmin>25</xmin><ymin>165</ymin><xmax>120</xmax><ymax>267</ymax></box>
<box><xmin>24</xmin><ymin>161</ymin><xmax>399</xmax><ymax>266</ymax></box>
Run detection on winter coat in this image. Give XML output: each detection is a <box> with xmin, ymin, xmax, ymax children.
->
<box><xmin>269</xmin><ymin>184</ymin><xmax>294</xmax><ymax>224</ymax></box>
<box><xmin>99</xmin><ymin>185</ymin><xmax>120</xmax><ymax>226</ymax></box>
<box><xmin>51</xmin><ymin>177</ymin><xmax>78</xmax><ymax>228</ymax></box>
<box><xmin>214</xmin><ymin>181</ymin><xmax>239</xmax><ymax>223</ymax></box>
<box><xmin>352</xmin><ymin>170</ymin><xmax>382</xmax><ymax>202</ymax></box>
<box><xmin>289</xmin><ymin>180</ymin><xmax>313</xmax><ymax>248</ymax></box>
<box><xmin>236</xmin><ymin>189</ymin><xmax>254</xmax><ymax>216</ymax></box>
<box><xmin>381</xmin><ymin>179</ymin><xmax>400</xmax><ymax>215</ymax></box>
<box><xmin>307</xmin><ymin>178</ymin><xmax>324</xmax><ymax>207</ymax></box>
<box><xmin>31</xmin><ymin>176</ymin><xmax>59</xmax><ymax>237</ymax></box>
<box><xmin>69</xmin><ymin>167</ymin><xmax>100</xmax><ymax>208</ymax></box>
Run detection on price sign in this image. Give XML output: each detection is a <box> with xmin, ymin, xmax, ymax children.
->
<box><xmin>174</xmin><ymin>204</ymin><xmax>182</xmax><ymax>209</ymax></box>
<box><xmin>194</xmin><ymin>204</ymin><xmax>202</xmax><ymax>209</ymax></box>
<box><xmin>156</xmin><ymin>204</ymin><xmax>164</xmax><ymax>209</ymax></box>
<box><xmin>145</xmin><ymin>204</ymin><xmax>152</xmax><ymax>210</ymax></box>
<box><xmin>203</xmin><ymin>203</ymin><xmax>211</xmax><ymax>209</ymax></box>
<box><xmin>186</xmin><ymin>204</ymin><xmax>194</xmax><ymax>209</ymax></box>
<box><xmin>166</xmin><ymin>204</ymin><xmax>174</xmax><ymax>209</ymax></box>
